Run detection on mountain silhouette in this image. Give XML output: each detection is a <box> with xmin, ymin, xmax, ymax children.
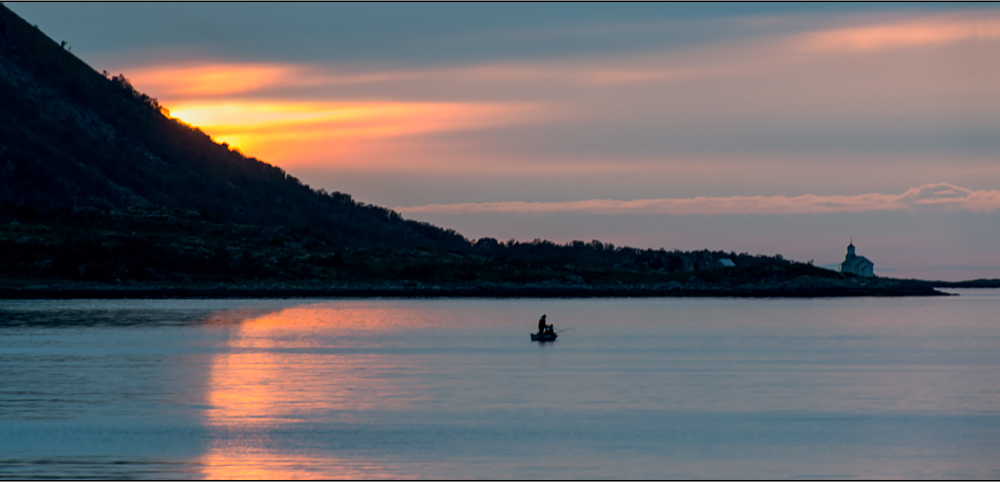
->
<box><xmin>0</xmin><ymin>5</ymin><xmax>467</xmax><ymax>251</ymax></box>
<box><xmin>0</xmin><ymin>6</ymin><xmax>957</xmax><ymax>296</ymax></box>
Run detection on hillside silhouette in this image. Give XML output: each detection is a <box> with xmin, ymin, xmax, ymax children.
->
<box><xmin>0</xmin><ymin>6</ymin><xmax>946</xmax><ymax>297</ymax></box>
<box><xmin>0</xmin><ymin>5</ymin><xmax>469</xmax><ymax>250</ymax></box>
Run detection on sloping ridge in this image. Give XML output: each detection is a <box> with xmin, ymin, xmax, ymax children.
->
<box><xmin>0</xmin><ymin>5</ymin><xmax>468</xmax><ymax>251</ymax></box>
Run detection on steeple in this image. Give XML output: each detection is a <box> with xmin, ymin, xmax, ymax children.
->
<box><xmin>841</xmin><ymin>237</ymin><xmax>874</xmax><ymax>277</ymax></box>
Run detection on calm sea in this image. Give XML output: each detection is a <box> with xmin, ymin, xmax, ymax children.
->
<box><xmin>1</xmin><ymin>291</ymin><xmax>999</xmax><ymax>479</ymax></box>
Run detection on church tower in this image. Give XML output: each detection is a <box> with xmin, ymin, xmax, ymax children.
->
<box><xmin>840</xmin><ymin>238</ymin><xmax>874</xmax><ymax>277</ymax></box>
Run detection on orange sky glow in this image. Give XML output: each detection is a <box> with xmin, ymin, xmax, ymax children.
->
<box><xmin>119</xmin><ymin>12</ymin><xmax>999</xmax><ymax>175</ymax></box>
<box><xmin>128</xmin><ymin>63</ymin><xmax>302</xmax><ymax>96</ymax></box>
<box><xmin>799</xmin><ymin>14</ymin><xmax>999</xmax><ymax>52</ymax></box>
<box><xmin>165</xmin><ymin>99</ymin><xmax>546</xmax><ymax>167</ymax></box>
<box><xmin>85</xmin><ymin>7</ymin><xmax>998</xmax><ymax>279</ymax></box>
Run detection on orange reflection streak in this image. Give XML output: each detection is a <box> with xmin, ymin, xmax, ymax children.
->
<box><xmin>198</xmin><ymin>303</ymin><xmax>435</xmax><ymax>479</ymax></box>
<box><xmin>205</xmin><ymin>305</ymin><xmax>432</xmax><ymax>422</ymax></box>
<box><xmin>199</xmin><ymin>448</ymin><xmax>416</xmax><ymax>480</ymax></box>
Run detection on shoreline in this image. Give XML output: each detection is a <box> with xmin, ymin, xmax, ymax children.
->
<box><xmin>0</xmin><ymin>281</ymin><xmax>953</xmax><ymax>300</ymax></box>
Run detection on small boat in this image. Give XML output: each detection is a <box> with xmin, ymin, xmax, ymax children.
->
<box><xmin>530</xmin><ymin>332</ymin><xmax>558</xmax><ymax>342</ymax></box>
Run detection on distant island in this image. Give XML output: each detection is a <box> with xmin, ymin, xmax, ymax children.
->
<box><xmin>0</xmin><ymin>6</ymin><xmax>989</xmax><ymax>300</ymax></box>
<box><xmin>0</xmin><ymin>203</ymin><xmax>966</xmax><ymax>299</ymax></box>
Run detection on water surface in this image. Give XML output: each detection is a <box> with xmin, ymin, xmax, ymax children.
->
<box><xmin>2</xmin><ymin>291</ymin><xmax>999</xmax><ymax>479</ymax></box>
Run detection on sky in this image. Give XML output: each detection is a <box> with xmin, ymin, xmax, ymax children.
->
<box><xmin>8</xmin><ymin>3</ymin><xmax>1000</xmax><ymax>280</ymax></box>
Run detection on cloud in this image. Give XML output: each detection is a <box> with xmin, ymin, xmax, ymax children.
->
<box><xmin>164</xmin><ymin>100</ymin><xmax>546</xmax><ymax>166</ymax></box>
<box><xmin>125</xmin><ymin>58</ymin><xmax>716</xmax><ymax>103</ymax></box>
<box><xmin>396</xmin><ymin>183</ymin><xmax>1000</xmax><ymax>216</ymax></box>
<box><xmin>121</xmin><ymin>11</ymin><xmax>1000</xmax><ymax>98</ymax></box>
<box><xmin>109</xmin><ymin>10</ymin><xmax>999</xmax><ymax>205</ymax></box>
<box><xmin>126</xmin><ymin>62</ymin><xmax>434</xmax><ymax>98</ymax></box>
<box><xmin>127</xmin><ymin>63</ymin><xmax>304</xmax><ymax>96</ymax></box>
<box><xmin>797</xmin><ymin>14</ymin><xmax>999</xmax><ymax>52</ymax></box>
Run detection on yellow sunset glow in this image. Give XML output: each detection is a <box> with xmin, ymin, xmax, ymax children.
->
<box><xmin>127</xmin><ymin>63</ymin><xmax>302</xmax><ymax>96</ymax></box>
<box><xmin>165</xmin><ymin>100</ymin><xmax>543</xmax><ymax>166</ymax></box>
<box><xmin>107</xmin><ymin>11</ymin><xmax>998</xmax><ymax>192</ymax></box>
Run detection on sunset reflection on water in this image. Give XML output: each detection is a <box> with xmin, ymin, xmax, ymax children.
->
<box><xmin>199</xmin><ymin>448</ymin><xmax>414</xmax><ymax>480</ymax></box>
<box><xmin>1</xmin><ymin>296</ymin><xmax>998</xmax><ymax>479</ymax></box>
<box><xmin>199</xmin><ymin>303</ymin><xmax>435</xmax><ymax>479</ymax></box>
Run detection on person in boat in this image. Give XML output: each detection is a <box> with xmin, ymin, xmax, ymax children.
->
<box><xmin>538</xmin><ymin>314</ymin><xmax>550</xmax><ymax>334</ymax></box>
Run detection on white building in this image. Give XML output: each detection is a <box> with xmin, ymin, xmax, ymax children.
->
<box><xmin>840</xmin><ymin>240</ymin><xmax>874</xmax><ymax>277</ymax></box>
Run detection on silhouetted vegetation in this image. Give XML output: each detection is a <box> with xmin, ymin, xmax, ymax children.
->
<box><xmin>0</xmin><ymin>203</ymin><xmax>796</xmax><ymax>287</ymax></box>
<box><xmin>0</xmin><ymin>5</ymin><xmax>469</xmax><ymax>252</ymax></box>
<box><xmin>0</xmin><ymin>6</ymin><xmax>954</xmax><ymax>297</ymax></box>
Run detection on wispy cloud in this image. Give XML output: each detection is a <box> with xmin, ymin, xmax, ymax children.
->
<box><xmin>127</xmin><ymin>63</ymin><xmax>303</xmax><ymax>96</ymax></box>
<box><xmin>112</xmin><ymin>10</ymin><xmax>999</xmax><ymax>206</ymax></box>
<box><xmin>797</xmin><ymin>14</ymin><xmax>999</xmax><ymax>52</ymax></box>
<box><xmin>396</xmin><ymin>183</ymin><xmax>1000</xmax><ymax>216</ymax></box>
<box><xmin>124</xmin><ymin>11</ymin><xmax>1000</xmax><ymax>99</ymax></box>
<box><xmin>164</xmin><ymin>100</ymin><xmax>544</xmax><ymax>165</ymax></box>
<box><xmin>126</xmin><ymin>62</ymin><xmax>435</xmax><ymax>97</ymax></box>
